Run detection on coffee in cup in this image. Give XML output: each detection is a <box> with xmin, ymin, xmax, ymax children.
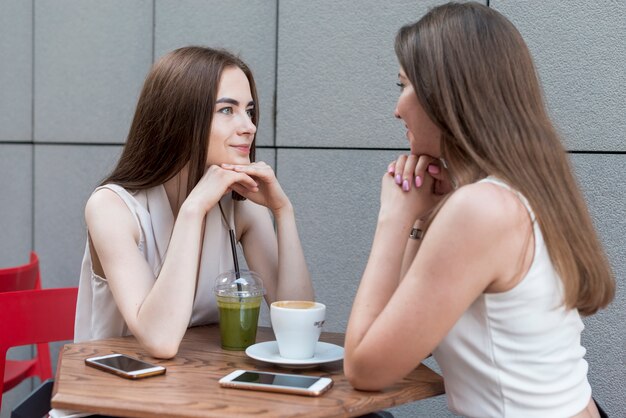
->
<box><xmin>270</xmin><ymin>301</ymin><xmax>326</xmax><ymax>359</ymax></box>
<box><xmin>214</xmin><ymin>270</ymin><xmax>265</xmax><ymax>351</ymax></box>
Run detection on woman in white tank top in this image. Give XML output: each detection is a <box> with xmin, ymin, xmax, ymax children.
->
<box><xmin>74</xmin><ymin>47</ymin><xmax>314</xmax><ymax>359</ymax></box>
<box><xmin>344</xmin><ymin>3</ymin><xmax>614</xmax><ymax>417</ymax></box>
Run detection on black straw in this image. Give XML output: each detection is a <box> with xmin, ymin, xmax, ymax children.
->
<box><xmin>228</xmin><ymin>229</ymin><xmax>243</xmax><ymax>298</ymax></box>
<box><xmin>218</xmin><ymin>201</ymin><xmax>242</xmax><ymax>289</ymax></box>
<box><xmin>228</xmin><ymin>229</ymin><xmax>241</xmax><ymax>282</ymax></box>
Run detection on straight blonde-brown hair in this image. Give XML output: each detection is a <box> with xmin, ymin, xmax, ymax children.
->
<box><xmin>102</xmin><ymin>46</ymin><xmax>258</xmax><ymax>200</ymax></box>
<box><xmin>395</xmin><ymin>2</ymin><xmax>614</xmax><ymax>315</ymax></box>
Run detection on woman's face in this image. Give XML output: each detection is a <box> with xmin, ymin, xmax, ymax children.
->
<box><xmin>394</xmin><ymin>67</ymin><xmax>441</xmax><ymax>157</ymax></box>
<box><xmin>206</xmin><ymin>66</ymin><xmax>256</xmax><ymax>166</ymax></box>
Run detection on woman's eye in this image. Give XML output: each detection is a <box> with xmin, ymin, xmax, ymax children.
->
<box><xmin>246</xmin><ymin>109</ymin><xmax>254</xmax><ymax>118</ymax></box>
<box><xmin>218</xmin><ymin>107</ymin><xmax>233</xmax><ymax>115</ymax></box>
<box><xmin>396</xmin><ymin>82</ymin><xmax>405</xmax><ymax>91</ymax></box>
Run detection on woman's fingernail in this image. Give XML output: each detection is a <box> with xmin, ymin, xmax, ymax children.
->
<box><xmin>395</xmin><ymin>174</ymin><xmax>402</xmax><ymax>185</ymax></box>
<box><xmin>428</xmin><ymin>164</ymin><xmax>440</xmax><ymax>174</ymax></box>
<box><xmin>402</xmin><ymin>179</ymin><xmax>410</xmax><ymax>191</ymax></box>
<box><xmin>388</xmin><ymin>165</ymin><xmax>395</xmax><ymax>174</ymax></box>
<box><xmin>222</xmin><ymin>163</ymin><xmax>232</xmax><ymax>167</ymax></box>
<box><xmin>415</xmin><ymin>175</ymin><xmax>422</xmax><ymax>188</ymax></box>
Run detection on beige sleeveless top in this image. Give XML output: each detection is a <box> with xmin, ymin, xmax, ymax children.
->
<box><xmin>74</xmin><ymin>184</ymin><xmax>236</xmax><ymax>342</ymax></box>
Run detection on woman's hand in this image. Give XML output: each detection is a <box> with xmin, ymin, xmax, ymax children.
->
<box><xmin>221</xmin><ymin>162</ymin><xmax>291</xmax><ymax>213</ymax></box>
<box><xmin>381</xmin><ymin>154</ymin><xmax>453</xmax><ymax>222</ymax></box>
<box><xmin>184</xmin><ymin>165</ymin><xmax>260</xmax><ymax>213</ymax></box>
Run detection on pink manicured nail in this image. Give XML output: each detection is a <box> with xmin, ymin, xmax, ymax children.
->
<box><xmin>395</xmin><ymin>174</ymin><xmax>402</xmax><ymax>185</ymax></box>
<box><xmin>415</xmin><ymin>175</ymin><xmax>422</xmax><ymax>188</ymax></box>
<box><xmin>428</xmin><ymin>164</ymin><xmax>440</xmax><ymax>174</ymax></box>
<box><xmin>388</xmin><ymin>165</ymin><xmax>395</xmax><ymax>174</ymax></box>
<box><xmin>402</xmin><ymin>179</ymin><xmax>410</xmax><ymax>191</ymax></box>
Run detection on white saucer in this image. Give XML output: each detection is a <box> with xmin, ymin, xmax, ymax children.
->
<box><xmin>245</xmin><ymin>341</ymin><xmax>344</xmax><ymax>368</ymax></box>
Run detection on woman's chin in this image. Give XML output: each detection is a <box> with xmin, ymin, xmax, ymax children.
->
<box><xmin>209</xmin><ymin>157</ymin><xmax>251</xmax><ymax>167</ymax></box>
<box><xmin>230</xmin><ymin>155</ymin><xmax>251</xmax><ymax>165</ymax></box>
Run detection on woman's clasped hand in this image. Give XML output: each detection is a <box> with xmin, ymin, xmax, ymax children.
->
<box><xmin>220</xmin><ymin>161</ymin><xmax>292</xmax><ymax>213</ymax></box>
<box><xmin>383</xmin><ymin>154</ymin><xmax>453</xmax><ymax>222</ymax></box>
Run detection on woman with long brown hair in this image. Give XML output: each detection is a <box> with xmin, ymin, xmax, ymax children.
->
<box><xmin>74</xmin><ymin>46</ymin><xmax>313</xmax><ymax>358</ymax></box>
<box><xmin>344</xmin><ymin>3</ymin><xmax>614</xmax><ymax>417</ymax></box>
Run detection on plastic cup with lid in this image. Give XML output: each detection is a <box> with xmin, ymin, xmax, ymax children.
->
<box><xmin>214</xmin><ymin>270</ymin><xmax>265</xmax><ymax>351</ymax></box>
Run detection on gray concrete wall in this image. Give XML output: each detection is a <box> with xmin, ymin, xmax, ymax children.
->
<box><xmin>1</xmin><ymin>0</ymin><xmax>623</xmax><ymax>416</ymax></box>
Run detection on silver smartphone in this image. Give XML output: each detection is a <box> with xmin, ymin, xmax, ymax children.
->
<box><xmin>219</xmin><ymin>369</ymin><xmax>333</xmax><ymax>396</ymax></box>
<box><xmin>85</xmin><ymin>353</ymin><xmax>166</xmax><ymax>379</ymax></box>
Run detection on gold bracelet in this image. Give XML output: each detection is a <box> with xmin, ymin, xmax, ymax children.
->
<box><xmin>409</xmin><ymin>228</ymin><xmax>423</xmax><ymax>240</ymax></box>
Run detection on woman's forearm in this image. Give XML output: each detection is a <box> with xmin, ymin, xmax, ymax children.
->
<box><xmin>131</xmin><ymin>203</ymin><xmax>206</xmax><ymax>357</ymax></box>
<box><xmin>400</xmin><ymin>219</ymin><xmax>425</xmax><ymax>279</ymax></box>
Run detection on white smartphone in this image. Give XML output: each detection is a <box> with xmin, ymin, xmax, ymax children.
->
<box><xmin>219</xmin><ymin>369</ymin><xmax>333</xmax><ymax>396</ymax></box>
<box><xmin>85</xmin><ymin>353</ymin><xmax>166</xmax><ymax>379</ymax></box>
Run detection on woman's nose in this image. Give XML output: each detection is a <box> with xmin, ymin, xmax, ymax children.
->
<box><xmin>238</xmin><ymin>113</ymin><xmax>256</xmax><ymax>135</ymax></box>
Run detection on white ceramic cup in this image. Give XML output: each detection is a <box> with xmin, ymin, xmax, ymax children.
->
<box><xmin>270</xmin><ymin>301</ymin><xmax>326</xmax><ymax>360</ymax></box>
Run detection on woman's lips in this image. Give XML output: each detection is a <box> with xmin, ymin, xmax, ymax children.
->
<box><xmin>231</xmin><ymin>145</ymin><xmax>250</xmax><ymax>154</ymax></box>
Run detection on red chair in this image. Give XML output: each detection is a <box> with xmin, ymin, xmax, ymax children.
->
<box><xmin>0</xmin><ymin>252</ymin><xmax>41</xmax><ymax>292</ymax></box>
<box><xmin>0</xmin><ymin>288</ymin><xmax>78</xmax><ymax>411</ymax></box>
<box><xmin>0</xmin><ymin>252</ymin><xmax>46</xmax><ymax>398</ymax></box>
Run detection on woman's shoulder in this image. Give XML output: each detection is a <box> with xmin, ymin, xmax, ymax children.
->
<box><xmin>438</xmin><ymin>180</ymin><xmax>528</xmax><ymax>236</ymax></box>
<box><xmin>86</xmin><ymin>185</ymin><xmax>149</xmax><ymax>213</ymax></box>
<box><xmin>85</xmin><ymin>186</ymin><xmax>139</xmax><ymax>234</ymax></box>
<box><xmin>87</xmin><ymin>186</ymin><xmax>127</xmax><ymax>211</ymax></box>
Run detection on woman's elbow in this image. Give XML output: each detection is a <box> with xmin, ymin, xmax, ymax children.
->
<box><xmin>140</xmin><ymin>336</ymin><xmax>180</xmax><ymax>359</ymax></box>
<box><xmin>344</xmin><ymin>357</ymin><xmax>388</xmax><ymax>391</ymax></box>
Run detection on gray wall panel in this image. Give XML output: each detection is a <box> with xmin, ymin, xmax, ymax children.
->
<box><xmin>492</xmin><ymin>1</ymin><xmax>626</xmax><ymax>152</ymax></box>
<box><xmin>34</xmin><ymin>145</ymin><xmax>121</xmax><ymax>289</ymax></box>
<box><xmin>571</xmin><ymin>154</ymin><xmax>626</xmax><ymax>416</ymax></box>
<box><xmin>0</xmin><ymin>0</ymin><xmax>32</xmax><ymax>141</ymax></box>
<box><xmin>34</xmin><ymin>0</ymin><xmax>153</xmax><ymax>143</ymax></box>
<box><xmin>155</xmin><ymin>0</ymin><xmax>277</xmax><ymax>147</ymax></box>
<box><xmin>276</xmin><ymin>0</ymin><xmax>483</xmax><ymax>149</ymax></box>
<box><xmin>0</xmin><ymin>144</ymin><xmax>32</xmax><ymax>267</ymax></box>
<box><xmin>277</xmin><ymin>149</ymin><xmax>390</xmax><ymax>330</ymax></box>
<box><xmin>255</xmin><ymin>147</ymin><xmax>275</xmax><ymax>169</ymax></box>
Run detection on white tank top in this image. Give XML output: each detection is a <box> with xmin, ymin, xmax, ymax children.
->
<box><xmin>74</xmin><ymin>184</ymin><xmax>236</xmax><ymax>342</ymax></box>
<box><xmin>432</xmin><ymin>177</ymin><xmax>591</xmax><ymax>417</ymax></box>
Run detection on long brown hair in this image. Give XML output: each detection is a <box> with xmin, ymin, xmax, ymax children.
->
<box><xmin>102</xmin><ymin>46</ymin><xmax>258</xmax><ymax>199</ymax></box>
<box><xmin>395</xmin><ymin>2</ymin><xmax>614</xmax><ymax>315</ymax></box>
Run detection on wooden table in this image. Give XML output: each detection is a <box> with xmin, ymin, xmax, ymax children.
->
<box><xmin>52</xmin><ymin>325</ymin><xmax>444</xmax><ymax>417</ymax></box>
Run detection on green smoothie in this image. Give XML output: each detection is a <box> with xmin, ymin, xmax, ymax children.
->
<box><xmin>217</xmin><ymin>296</ymin><xmax>262</xmax><ymax>350</ymax></box>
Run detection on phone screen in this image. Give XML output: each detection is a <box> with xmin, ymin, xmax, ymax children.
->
<box><xmin>232</xmin><ymin>371</ymin><xmax>321</xmax><ymax>388</ymax></box>
<box><xmin>91</xmin><ymin>355</ymin><xmax>157</xmax><ymax>372</ymax></box>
